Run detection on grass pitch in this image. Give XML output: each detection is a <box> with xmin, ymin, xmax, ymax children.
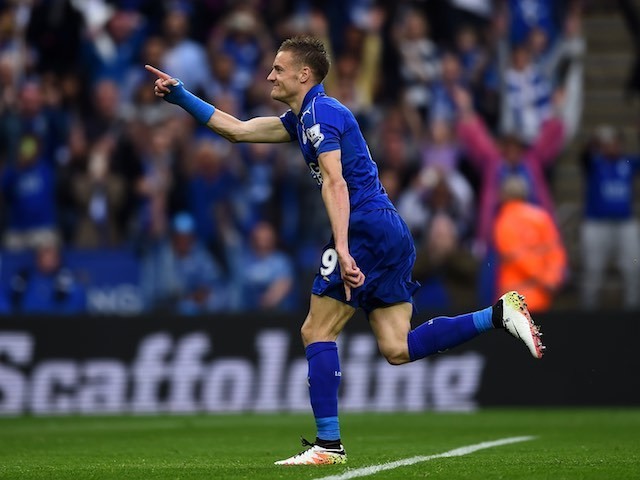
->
<box><xmin>1</xmin><ymin>409</ymin><xmax>639</xmax><ymax>479</ymax></box>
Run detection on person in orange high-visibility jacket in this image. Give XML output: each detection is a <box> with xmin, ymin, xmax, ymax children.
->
<box><xmin>493</xmin><ymin>176</ymin><xmax>567</xmax><ymax>312</ymax></box>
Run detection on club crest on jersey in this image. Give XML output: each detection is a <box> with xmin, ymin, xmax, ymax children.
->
<box><xmin>304</xmin><ymin>123</ymin><xmax>325</xmax><ymax>149</ymax></box>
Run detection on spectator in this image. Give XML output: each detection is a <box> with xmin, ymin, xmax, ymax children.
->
<box><xmin>6</xmin><ymin>238</ymin><xmax>86</xmax><ymax>314</ymax></box>
<box><xmin>210</xmin><ymin>8</ymin><xmax>272</xmax><ymax>93</ymax></box>
<box><xmin>327</xmin><ymin>53</ymin><xmax>374</xmax><ymax>128</ymax></box>
<box><xmin>56</xmin><ymin>121</ymin><xmax>89</xmax><ymax>243</ymax></box>
<box><xmin>122</xmin><ymin>35</ymin><xmax>168</xmax><ymax>108</ymax></box>
<box><xmin>186</xmin><ymin>137</ymin><xmax>237</xmax><ymax>263</ymax></box>
<box><xmin>134</xmin><ymin>121</ymin><xmax>178</xmax><ymax>245</ymax></box>
<box><xmin>454</xmin><ymin>86</ymin><xmax>564</xmax><ymax>256</ymax></box>
<box><xmin>408</xmin><ymin>169</ymin><xmax>478</xmax><ymax>312</ymax></box>
<box><xmin>70</xmin><ymin>137</ymin><xmax>126</xmax><ymax>248</ymax></box>
<box><xmin>0</xmin><ymin>3</ymin><xmax>35</xmax><ymax>82</ymax></box>
<box><xmin>80</xmin><ymin>7</ymin><xmax>147</xmax><ymax>86</ymax></box>
<box><xmin>525</xmin><ymin>10</ymin><xmax>584</xmax><ymax>142</ymax></box>
<box><xmin>579</xmin><ymin>125</ymin><xmax>640</xmax><ymax>310</ymax></box>
<box><xmin>370</xmin><ymin>105</ymin><xmax>421</xmax><ymax>174</ymax></box>
<box><xmin>455</xmin><ymin>24</ymin><xmax>489</xmax><ymax>99</ymax></box>
<box><xmin>493</xmin><ymin>176</ymin><xmax>567</xmax><ymax>313</ymax></box>
<box><xmin>232</xmin><ymin>221</ymin><xmax>295</xmax><ymax>312</ymax></box>
<box><xmin>160</xmin><ymin>4</ymin><xmax>211</xmax><ymax>96</ymax></box>
<box><xmin>560</xmin><ymin>8</ymin><xmax>585</xmax><ymax>140</ymax></box>
<box><xmin>142</xmin><ymin>212</ymin><xmax>228</xmax><ymax>314</ymax></box>
<box><xmin>203</xmin><ymin>51</ymin><xmax>245</xmax><ymax>116</ymax></box>
<box><xmin>397</xmin><ymin>166</ymin><xmax>473</xmax><ymax>246</ymax></box>
<box><xmin>430</xmin><ymin>51</ymin><xmax>468</xmax><ymax>124</ymax></box>
<box><xmin>1</xmin><ymin>133</ymin><xmax>58</xmax><ymax>250</ymax></box>
<box><xmin>0</xmin><ymin>79</ymin><xmax>68</xmax><ymax>170</ymax></box>
<box><xmin>73</xmin><ymin>78</ymin><xmax>144</xmax><ymax>244</ymax></box>
<box><xmin>500</xmin><ymin>44</ymin><xmax>553</xmax><ymax>144</ymax></box>
<box><xmin>392</xmin><ymin>7</ymin><xmax>440</xmax><ymax>120</ymax></box>
<box><xmin>423</xmin><ymin>119</ymin><xmax>458</xmax><ymax>172</ymax></box>
<box><xmin>412</xmin><ymin>168</ymin><xmax>472</xmax><ymax>243</ymax></box>
<box><xmin>82</xmin><ymin>78</ymin><xmax>143</xmax><ymax>193</ymax></box>
<box><xmin>506</xmin><ymin>0</ymin><xmax>564</xmax><ymax>47</ymax></box>
<box><xmin>83</xmin><ymin>78</ymin><xmax>124</xmax><ymax>142</ymax></box>
<box><xmin>0</xmin><ymin>0</ymin><xmax>594</xmax><ymax>314</ymax></box>
<box><xmin>235</xmin><ymin>142</ymin><xmax>279</xmax><ymax>233</ymax></box>
<box><xmin>124</xmin><ymin>74</ymin><xmax>174</xmax><ymax>131</ymax></box>
<box><xmin>420</xmin><ymin>119</ymin><xmax>474</xmax><ymax>215</ymax></box>
<box><xmin>324</xmin><ymin>11</ymin><xmax>383</xmax><ymax>129</ymax></box>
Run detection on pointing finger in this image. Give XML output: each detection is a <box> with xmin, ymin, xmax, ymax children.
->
<box><xmin>145</xmin><ymin>64</ymin><xmax>172</xmax><ymax>80</ymax></box>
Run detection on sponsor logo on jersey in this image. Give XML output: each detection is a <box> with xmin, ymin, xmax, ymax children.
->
<box><xmin>308</xmin><ymin>162</ymin><xmax>323</xmax><ymax>186</ymax></box>
<box><xmin>305</xmin><ymin>124</ymin><xmax>325</xmax><ymax>149</ymax></box>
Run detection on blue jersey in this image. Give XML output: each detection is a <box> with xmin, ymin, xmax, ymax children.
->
<box><xmin>279</xmin><ymin>84</ymin><xmax>419</xmax><ymax>313</ymax></box>
<box><xmin>279</xmin><ymin>84</ymin><xmax>395</xmax><ymax>214</ymax></box>
<box><xmin>584</xmin><ymin>154</ymin><xmax>640</xmax><ymax>220</ymax></box>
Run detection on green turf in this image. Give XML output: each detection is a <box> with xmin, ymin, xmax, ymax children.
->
<box><xmin>0</xmin><ymin>409</ymin><xmax>639</xmax><ymax>479</ymax></box>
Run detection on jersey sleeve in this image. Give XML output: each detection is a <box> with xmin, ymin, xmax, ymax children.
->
<box><xmin>304</xmin><ymin>101</ymin><xmax>343</xmax><ymax>156</ymax></box>
<box><xmin>279</xmin><ymin>110</ymin><xmax>298</xmax><ymax>141</ymax></box>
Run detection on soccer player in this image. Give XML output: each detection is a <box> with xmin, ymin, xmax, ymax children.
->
<box><xmin>146</xmin><ymin>36</ymin><xmax>544</xmax><ymax>466</ymax></box>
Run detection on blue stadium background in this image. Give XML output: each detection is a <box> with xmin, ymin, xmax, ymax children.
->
<box><xmin>0</xmin><ymin>0</ymin><xmax>638</xmax><ymax>316</ymax></box>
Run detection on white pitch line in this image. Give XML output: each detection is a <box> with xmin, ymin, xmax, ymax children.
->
<box><xmin>313</xmin><ymin>435</ymin><xmax>536</xmax><ymax>480</ymax></box>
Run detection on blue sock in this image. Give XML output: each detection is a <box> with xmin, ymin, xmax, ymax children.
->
<box><xmin>306</xmin><ymin>342</ymin><xmax>341</xmax><ymax>441</ymax></box>
<box><xmin>407</xmin><ymin>309</ymin><xmax>493</xmax><ymax>362</ymax></box>
<box><xmin>472</xmin><ymin>306</ymin><xmax>494</xmax><ymax>332</ymax></box>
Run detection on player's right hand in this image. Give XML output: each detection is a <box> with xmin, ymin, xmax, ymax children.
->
<box><xmin>145</xmin><ymin>64</ymin><xmax>179</xmax><ymax>98</ymax></box>
<box><xmin>338</xmin><ymin>252</ymin><xmax>365</xmax><ymax>302</ymax></box>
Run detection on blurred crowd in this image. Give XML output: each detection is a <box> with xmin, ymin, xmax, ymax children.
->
<box><xmin>0</xmin><ymin>0</ymin><xmax>637</xmax><ymax>316</ymax></box>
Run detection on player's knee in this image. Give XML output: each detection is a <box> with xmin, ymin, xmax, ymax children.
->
<box><xmin>300</xmin><ymin>319</ymin><xmax>327</xmax><ymax>346</ymax></box>
<box><xmin>300</xmin><ymin>321</ymin><xmax>313</xmax><ymax>346</ymax></box>
<box><xmin>380</xmin><ymin>344</ymin><xmax>410</xmax><ymax>365</ymax></box>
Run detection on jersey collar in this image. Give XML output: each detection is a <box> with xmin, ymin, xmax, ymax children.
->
<box><xmin>298</xmin><ymin>84</ymin><xmax>326</xmax><ymax>119</ymax></box>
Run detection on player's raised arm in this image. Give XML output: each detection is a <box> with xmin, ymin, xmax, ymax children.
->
<box><xmin>145</xmin><ymin>64</ymin><xmax>291</xmax><ymax>144</ymax></box>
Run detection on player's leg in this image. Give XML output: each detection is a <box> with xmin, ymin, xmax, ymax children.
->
<box><xmin>275</xmin><ymin>294</ymin><xmax>353</xmax><ymax>466</ymax></box>
<box><xmin>367</xmin><ymin>302</ymin><xmax>413</xmax><ymax>364</ymax></box>
<box><xmin>301</xmin><ymin>294</ymin><xmax>353</xmax><ymax>449</ymax></box>
<box><xmin>369</xmin><ymin>293</ymin><xmax>544</xmax><ymax>365</ymax></box>
<box><xmin>369</xmin><ymin>301</ymin><xmax>496</xmax><ymax>365</ymax></box>
<box><xmin>300</xmin><ymin>293</ymin><xmax>355</xmax><ymax>346</ymax></box>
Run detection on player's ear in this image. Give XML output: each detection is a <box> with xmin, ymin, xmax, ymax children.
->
<box><xmin>299</xmin><ymin>66</ymin><xmax>312</xmax><ymax>83</ymax></box>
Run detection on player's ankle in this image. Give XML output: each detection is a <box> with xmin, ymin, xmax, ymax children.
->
<box><xmin>315</xmin><ymin>437</ymin><xmax>342</xmax><ymax>449</ymax></box>
<box><xmin>491</xmin><ymin>299</ymin><xmax>504</xmax><ymax>329</ymax></box>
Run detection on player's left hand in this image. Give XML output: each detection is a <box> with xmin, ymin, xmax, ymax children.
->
<box><xmin>145</xmin><ymin>64</ymin><xmax>179</xmax><ymax>97</ymax></box>
<box><xmin>338</xmin><ymin>252</ymin><xmax>365</xmax><ymax>302</ymax></box>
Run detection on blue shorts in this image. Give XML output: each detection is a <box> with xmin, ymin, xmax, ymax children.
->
<box><xmin>311</xmin><ymin>208</ymin><xmax>420</xmax><ymax>313</ymax></box>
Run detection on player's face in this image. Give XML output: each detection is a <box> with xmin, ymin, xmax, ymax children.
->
<box><xmin>267</xmin><ymin>50</ymin><xmax>302</xmax><ymax>104</ymax></box>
